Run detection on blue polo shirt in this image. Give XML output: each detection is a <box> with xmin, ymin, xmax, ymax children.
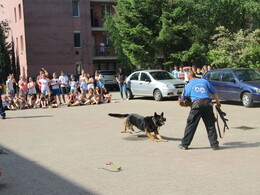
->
<box><xmin>184</xmin><ymin>78</ymin><xmax>216</xmax><ymax>102</ymax></box>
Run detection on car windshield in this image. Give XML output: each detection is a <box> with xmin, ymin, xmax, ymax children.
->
<box><xmin>150</xmin><ymin>71</ymin><xmax>175</xmax><ymax>80</ymax></box>
<box><xmin>234</xmin><ymin>69</ymin><xmax>260</xmax><ymax>82</ymax></box>
<box><xmin>99</xmin><ymin>71</ymin><xmax>116</xmax><ymax>75</ymax></box>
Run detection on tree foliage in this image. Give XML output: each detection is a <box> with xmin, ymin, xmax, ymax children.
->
<box><xmin>105</xmin><ymin>0</ymin><xmax>260</xmax><ymax>69</ymax></box>
<box><xmin>208</xmin><ymin>26</ymin><xmax>260</xmax><ymax>69</ymax></box>
<box><xmin>0</xmin><ymin>20</ymin><xmax>11</xmax><ymax>79</ymax></box>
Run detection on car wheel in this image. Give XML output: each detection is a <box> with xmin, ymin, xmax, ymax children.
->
<box><xmin>127</xmin><ymin>89</ymin><xmax>134</xmax><ymax>99</ymax></box>
<box><xmin>153</xmin><ymin>89</ymin><xmax>163</xmax><ymax>101</ymax></box>
<box><xmin>242</xmin><ymin>92</ymin><xmax>254</xmax><ymax>107</ymax></box>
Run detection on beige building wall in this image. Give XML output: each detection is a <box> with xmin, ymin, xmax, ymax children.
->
<box><xmin>0</xmin><ymin>0</ymin><xmax>27</xmax><ymax>76</ymax></box>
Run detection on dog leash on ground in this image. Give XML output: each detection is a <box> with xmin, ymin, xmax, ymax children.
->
<box><xmin>215</xmin><ymin>105</ymin><xmax>229</xmax><ymax>138</ymax></box>
<box><xmin>106</xmin><ymin>161</ymin><xmax>122</xmax><ymax>171</ymax></box>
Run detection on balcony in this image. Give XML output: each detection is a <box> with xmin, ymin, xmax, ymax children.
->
<box><xmin>92</xmin><ymin>46</ymin><xmax>117</xmax><ymax>60</ymax></box>
<box><xmin>91</xmin><ymin>18</ymin><xmax>106</xmax><ymax>31</ymax></box>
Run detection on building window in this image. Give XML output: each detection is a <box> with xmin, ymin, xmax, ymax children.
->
<box><xmin>18</xmin><ymin>4</ymin><xmax>22</xmax><ymax>19</ymax></box>
<box><xmin>20</xmin><ymin>36</ymin><xmax>24</xmax><ymax>52</ymax></box>
<box><xmin>14</xmin><ymin>8</ymin><xmax>17</xmax><ymax>23</ymax></box>
<box><xmin>72</xmin><ymin>1</ymin><xmax>80</xmax><ymax>17</ymax></box>
<box><xmin>75</xmin><ymin>61</ymin><xmax>82</xmax><ymax>75</ymax></box>
<box><xmin>74</xmin><ymin>32</ymin><xmax>81</xmax><ymax>48</ymax></box>
<box><xmin>101</xmin><ymin>5</ymin><xmax>112</xmax><ymax>18</ymax></box>
<box><xmin>16</xmin><ymin>37</ymin><xmax>19</xmax><ymax>53</ymax></box>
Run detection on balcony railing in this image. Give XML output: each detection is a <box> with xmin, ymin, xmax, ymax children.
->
<box><xmin>91</xmin><ymin>17</ymin><xmax>104</xmax><ymax>28</ymax></box>
<box><xmin>93</xmin><ymin>46</ymin><xmax>116</xmax><ymax>56</ymax></box>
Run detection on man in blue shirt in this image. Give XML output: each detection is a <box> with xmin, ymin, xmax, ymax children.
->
<box><xmin>0</xmin><ymin>74</ymin><xmax>6</xmax><ymax>119</ymax></box>
<box><xmin>179</xmin><ymin>71</ymin><xmax>221</xmax><ymax>150</ymax></box>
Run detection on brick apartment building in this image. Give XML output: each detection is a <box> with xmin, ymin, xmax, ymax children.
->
<box><xmin>0</xmin><ymin>0</ymin><xmax>117</xmax><ymax>77</ymax></box>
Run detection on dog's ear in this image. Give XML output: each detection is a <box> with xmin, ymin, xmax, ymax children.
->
<box><xmin>154</xmin><ymin>112</ymin><xmax>158</xmax><ymax>117</ymax></box>
<box><xmin>161</xmin><ymin>112</ymin><xmax>164</xmax><ymax>117</ymax></box>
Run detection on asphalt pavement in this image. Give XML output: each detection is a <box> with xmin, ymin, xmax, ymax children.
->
<box><xmin>0</xmin><ymin>92</ymin><xmax>259</xmax><ymax>195</ymax></box>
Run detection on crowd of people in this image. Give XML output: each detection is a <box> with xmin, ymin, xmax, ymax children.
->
<box><xmin>171</xmin><ymin>64</ymin><xmax>212</xmax><ymax>82</ymax></box>
<box><xmin>2</xmin><ymin>68</ymin><xmax>112</xmax><ymax>110</ymax></box>
<box><xmin>1</xmin><ymin>64</ymin><xmax>213</xmax><ymax>112</ymax></box>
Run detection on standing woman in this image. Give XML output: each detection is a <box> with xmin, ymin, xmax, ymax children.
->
<box><xmin>18</xmin><ymin>75</ymin><xmax>28</xmax><ymax>99</ymax></box>
<box><xmin>79</xmin><ymin>71</ymin><xmax>88</xmax><ymax>97</ymax></box>
<box><xmin>86</xmin><ymin>73</ymin><xmax>94</xmax><ymax>89</ymax></box>
<box><xmin>116</xmin><ymin>68</ymin><xmax>128</xmax><ymax>100</ymax></box>
<box><xmin>27</xmin><ymin>77</ymin><xmax>37</xmax><ymax>106</ymax></box>
<box><xmin>6</xmin><ymin>75</ymin><xmax>15</xmax><ymax>96</ymax></box>
<box><xmin>95</xmin><ymin>71</ymin><xmax>104</xmax><ymax>89</ymax></box>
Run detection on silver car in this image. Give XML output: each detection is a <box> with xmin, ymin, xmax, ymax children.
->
<box><xmin>126</xmin><ymin>70</ymin><xmax>185</xmax><ymax>101</ymax></box>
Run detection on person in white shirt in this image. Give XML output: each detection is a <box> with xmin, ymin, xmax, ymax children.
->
<box><xmin>27</xmin><ymin>77</ymin><xmax>37</xmax><ymax>96</ymax></box>
<box><xmin>79</xmin><ymin>70</ymin><xmax>88</xmax><ymax>97</ymax></box>
<box><xmin>59</xmin><ymin>71</ymin><xmax>69</xmax><ymax>104</ymax></box>
<box><xmin>86</xmin><ymin>73</ymin><xmax>94</xmax><ymax>89</ymax></box>
<box><xmin>69</xmin><ymin>75</ymin><xmax>78</xmax><ymax>92</ymax></box>
<box><xmin>95</xmin><ymin>71</ymin><xmax>104</xmax><ymax>89</ymax></box>
<box><xmin>37</xmin><ymin>74</ymin><xmax>50</xmax><ymax>96</ymax></box>
<box><xmin>51</xmin><ymin>72</ymin><xmax>62</xmax><ymax>104</ymax></box>
<box><xmin>27</xmin><ymin>77</ymin><xmax>37</xmax><ymax>106</ymax></box>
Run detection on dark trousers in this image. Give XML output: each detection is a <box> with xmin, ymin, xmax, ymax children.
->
<box><xmin>181</xmin><ymin>100</ymin><xmax>219</xmax><ymax>148</ymax></box>
<box><xmin>0</xmin><ymin>95</ymin><xmax>5</xmax><ymax>117</ymax></box>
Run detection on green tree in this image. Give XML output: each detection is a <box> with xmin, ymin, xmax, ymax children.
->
<box><xmin>208</xmin><ymin>26</ymin><xmax>260</xmax><ymax>69</ymax></box>
<box><xmin>105</xmin><ymin>0</ymin><xmax>168</xmax><ymax>69</ymax></box>
<box><xmin>105</xmin><ymin>0</ymin><xmax>260</xmax><ymax>69</ymax></box>
<box><xmin>0</xmin><ymin>19</ymin><xmax>11</xmax><ymax>80</ymax></box>
<box><xmin>157</xmin><ymin>0</ymin><xmax>194</xmax><ymax>65</ymax></box>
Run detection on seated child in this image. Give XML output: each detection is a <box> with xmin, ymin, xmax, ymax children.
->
<box><xmin>84</xmin><ymin>88</ymin><xmax>98</xmax><ymax>105</ymax></box>
<box><xmin>17</xmin><ymin>93</ymin><xmax>29</xmax><ymax>109</ymax></box>
<box><xmin>102</xmin><ymin>88</ymin><xmax>112</xmax><ymax>103</ymax></box>
<box><xmin>40</xmin><ymin>93</ymin><xmax>47</xmax><ymax>108</ymax></box>
<box><xmin>3</xmin><ymin>95</ymin><xmax>10</xmax><ymax>110</ymax></box>
<box><xmin>67</xmin><ymin>92</ymin><xmax>76</xmax><ymax>106</ymax></box>
<box><xmin>7</xmin><ymin>93</ymin><xmax>17</xmax><ymax>110</ymax></box>
<box><xmin>48</xmin><ymin>93</ymin><xmax>58</xmax><ymax>108</ymax></box>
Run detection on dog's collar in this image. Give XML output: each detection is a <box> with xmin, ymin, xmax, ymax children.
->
<box><xmin>152</xmin><ymin>117</ymin><xmax>159</xmax><ymax>128</ymax></box>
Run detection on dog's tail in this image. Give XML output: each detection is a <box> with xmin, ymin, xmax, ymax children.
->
<box><xmin>108</xmin><ymin>113</ymin><xmax>129</xmax><ymax>118</ymax></box>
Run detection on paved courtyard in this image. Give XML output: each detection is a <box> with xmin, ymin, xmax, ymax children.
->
<box><xmin>0</xmin><ymin>92</ymin><xmax>260</xmax><ymax>195</ymax></box>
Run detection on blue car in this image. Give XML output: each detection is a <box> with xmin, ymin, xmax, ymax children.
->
<box><xmin>203</xmin><ymin>68</ymin><xmax>260</xmax><ymax>107</ymax></box>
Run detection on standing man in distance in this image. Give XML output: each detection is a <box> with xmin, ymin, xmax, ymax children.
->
<box><xmin>0</xmin><ymin>74</ymin><xmax>6</xmax><ymax>119</ymax></box>
<box><xmin>179</xmin><ymin>71</ymin><xmax>221</xmax><ymax>150</ymax></box>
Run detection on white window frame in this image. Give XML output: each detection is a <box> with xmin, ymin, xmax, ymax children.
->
<box><xmin>101</xmin><ymin>4</ymin><xmax>112</xmax><ymax>18</ymax></box>
<box><xmin>72</xmin><ymin>1</ymin><xmax>80</xmax><ymax>17</ymax></box>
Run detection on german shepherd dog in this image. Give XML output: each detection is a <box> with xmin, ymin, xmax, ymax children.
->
<box><xmin>108</xmin><ymin>112</ymin><xmax>167</xmax><ymax>142</ymax></box>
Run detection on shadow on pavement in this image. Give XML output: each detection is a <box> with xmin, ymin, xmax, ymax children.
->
<box><xmin>130</xmin><ymin>96</ymin><xmax>178</xmax><ymax>102</ymax></box>
<box><xmin>0</xmin><ymin>145</ymin><xmax>96</xmax><ymax>195</ymax></box>
<box><xmin>222</xmin><ymin>141</ymin><xmax>260</xmax><ymax>149</ymax></box>
<box><xmin>122</xmin><ymin>134</ymin><xmax>181</xmax><ymax>142</ymax></box>
<box><xmin>6</xmin><ymin>115</ymin><xmax>53</xmax><ymax>119</ymax></box>
<box><xmin>234</xmin><ymin>126</ymin><xmax>256</xmax><ymax>130</ymax></box>
<box><xmin>184</xmin><ymin>142</ymin><xmax>260</xmax><ymax>150</ymax></box>
<box><xmin>220</xmin><ymin>101</ymin><xmax>260</xmax><ymax>108</ymax></box>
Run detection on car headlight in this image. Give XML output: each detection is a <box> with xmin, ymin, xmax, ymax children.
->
<box><xmin>255</xmin><ymin>88</ymin><xmax>260</xmax><ymax>93</ymax></box>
